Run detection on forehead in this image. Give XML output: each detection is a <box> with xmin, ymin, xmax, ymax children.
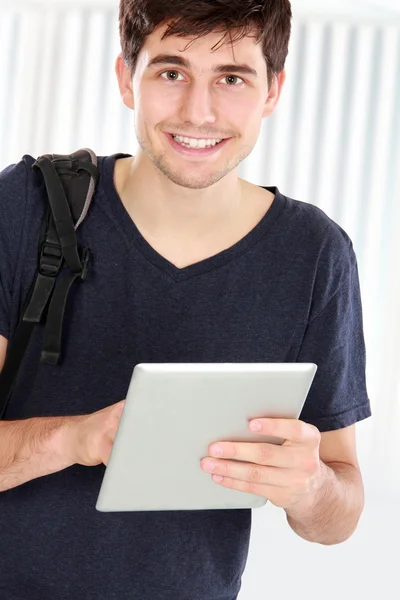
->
<box><xmin>137</xmin><ymin>21</ymin><xmax>266</xmax><ymax>74</ymax></box>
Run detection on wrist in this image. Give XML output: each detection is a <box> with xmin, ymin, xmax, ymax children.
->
<box><xmin>285</xmin><ymin>461</ymin><xmax>333</xmax><ymax>521</ymax></box>
<box><xmin>51</xmin><ymin>417</ymin><xmax>79</xmax><ymax>469</ymax></box>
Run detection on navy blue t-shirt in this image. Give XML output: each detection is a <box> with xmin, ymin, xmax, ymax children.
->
<box><xmin>0</xmin><ymin>153</ymin><xmax>371</xmax><ymax>600</ymax></box>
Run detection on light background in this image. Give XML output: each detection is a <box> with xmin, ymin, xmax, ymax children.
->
<box><xmin>0</xmin><ymin>1</ymin><xmax>399</xmax><ymax>598</ymax></box>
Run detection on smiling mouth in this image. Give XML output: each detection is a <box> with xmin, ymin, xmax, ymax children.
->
<box><xmin>169</xmin><ymin>133</ymin><xmax>227</xmax><ymax>149</ymax></box>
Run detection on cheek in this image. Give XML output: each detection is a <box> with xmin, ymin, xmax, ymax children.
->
<box><xmin>136</xmin><ymin>85</ymin><xmax>182</xmax><ymax>127</ymax></box>
<box><xmin>230</xmin><ymin>97</ymin><xmax>264</xmax><ymax>136</ymax></box>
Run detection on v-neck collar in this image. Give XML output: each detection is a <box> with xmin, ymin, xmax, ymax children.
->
<box><xmin>101</xmin><ymin>153</ymin><xmax>287</xmax><ymax>282</ymax></box>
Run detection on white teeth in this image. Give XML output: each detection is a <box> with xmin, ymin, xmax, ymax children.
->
<box><xmin>173</xmin><ymin>135</ymin><xmax>222</xmax><ymax>148</ymax></box>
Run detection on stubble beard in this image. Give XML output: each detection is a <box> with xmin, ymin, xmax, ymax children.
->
<box><xmin>136</xmin><ymin>129</ymin><xmax>254</xmax><ymax>190</ymax></box>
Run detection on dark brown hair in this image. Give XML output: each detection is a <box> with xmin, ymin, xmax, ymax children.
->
<box><xmin>119</xmin><ymin>0</ymin><xmax>292</xmax><ymax>88</ymax></box>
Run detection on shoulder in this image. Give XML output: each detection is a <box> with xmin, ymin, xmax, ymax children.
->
<box><xmin>0</xmin><ymin>155</ymin><xmax>48</xmax><ymax>278</ymax></box>
<box><xmin>0</xmin><ymin>154</ymin><xmax>43</xmax><ymax>213</ymax></box>
<box><xmin>0</xmin><ymin>156</ymin><xmax>43</xmax><ymax>336</ymax></box>
<box><xmin>0</xmin><ymin>155</ymin><xmax>35</xmax><ymax>236</ymax></box>
<box><xmin>0</xmin><ymin>156</ymin><xmax>29</xmax><ymax>210</ymax></box>
<box><xmin>272</xmin><ymin>190</ymin><xmax>360</xmax><ymax>321</ymax></box>
<box><xmin>0</xmin><ymin>154</ymin><xmax>39</xmax><ymax>187</ymax></box>
<box><xmin>282</xmin><ymin>191</ymin><xmax>356</xmax><ymax>277</ymax></box>
<box><xmin>284</xmin><ymin>193</ymin><xmax>353</xmax><ymax>259</ymax></box>
<box><xmin>0</xmin><ymin>154</ymin><xmax>46</xmax><ymax>245</ymax></box>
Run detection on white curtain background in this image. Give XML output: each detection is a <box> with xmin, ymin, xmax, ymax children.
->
<box><xmin>0</xmin><ymin>1</ymin><xmax>399</xmax><ymax>598</ymax></box>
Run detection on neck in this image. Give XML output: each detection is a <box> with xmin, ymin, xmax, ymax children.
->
<box><xmin>114</xmin><ymin>151</ymin><xmax>245</xmax><ymax>243</ymax></box>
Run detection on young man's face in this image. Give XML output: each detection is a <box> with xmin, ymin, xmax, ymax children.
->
<box><xmin>116</xmin><ymin>22</ymin><xmax>285</xmax><ymax>190</ymax></box>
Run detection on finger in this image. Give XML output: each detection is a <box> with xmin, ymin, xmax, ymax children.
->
<box><xmin>109</xmin><ymin>425</ymin><xmax>119</xmax><ymax>443</ymax></box>
<box><xmin>114</xmin><ymin>399</ymin><xmax>126</xmax><ymax>414</ymax></box>
<box><xmin>96</xmin><ymin>399</ymin><xmax>125</xmax><ymax>418</ymax></box>
<box><xmin>203</xmin><ymin>459</ymin><xmax>299</xmax><ymax>488</ymax></box>
<box><xmin>210</xmin><ymin>475</ymin><xmax>294</xmax><ymax>508</ymax></box>
<box><xmin>208</xmin><ymin>440</ymin><xmax>301</xmax><ymax>468</ymax></box>
<box><xmin>249</xmin><ymin>418</ymin><xmax>320</xmax><ymax>445</ymax></box>
<box><xmin>102</xmin><ymin>438</ymin><xmax>114</xmax><ymax>466</ymax></box>
<box><xmin>105</xmin><ymin>402</ymin><xmax>125</xmax><ymax>439</ymax></box>
<box><xmin>109</xmin><ymin>400</ymin><xmax>125</xmax><ymax>424</ymax></box>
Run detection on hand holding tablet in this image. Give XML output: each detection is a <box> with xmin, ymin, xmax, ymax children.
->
<box><xmin>200</xmin><ymin>412</ymin><xmax>322</xmax><ymax>511</ymax></box>
<box><xmin>96</xmin><ymin>362</ymin><xmax>317</xmax><ymax>512</ymax></box>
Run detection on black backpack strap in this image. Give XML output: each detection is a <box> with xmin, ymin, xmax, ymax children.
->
<box><xmin>40</xmin><ymin>247</ymin><xmax>91</xmax><ymax>365</ymax></box>
<box><xmin>0</xmin><ymin>148</ymin><xmax>99</xmax><ymax>419</ymax></box>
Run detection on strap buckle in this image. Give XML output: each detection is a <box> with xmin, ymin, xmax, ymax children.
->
<box><xmin>39</xmin><ymin>242</ymin><xmax>90</xmax><ymax>279</ymax></box>
<box><xmin>39</xmin><ymin>242</ymin><xmax>63</xmax><ymax>277</ymax></box>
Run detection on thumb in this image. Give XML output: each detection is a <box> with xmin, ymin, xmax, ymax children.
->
<box><xmin>115</xmin><ymin>399</ymin><xmax>126</xmax><ymax>413</ymax></box>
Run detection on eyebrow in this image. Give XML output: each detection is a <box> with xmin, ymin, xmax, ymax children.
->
<box><xmin>147</xmin><ymin>54</ymin><xmax>258</xmax><ymax>78</ymax></box>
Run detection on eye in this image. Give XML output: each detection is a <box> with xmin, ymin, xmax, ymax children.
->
<box><xmin>220</xmin><ymin>75</ymin><xmax>244</xmax><ymax>86</ymax></box>
<box><xmin>160</xmin><ymin>70</ymin><xmax>185</xmax><ymax>82</ymax></box>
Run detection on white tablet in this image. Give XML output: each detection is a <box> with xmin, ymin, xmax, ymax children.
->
<box><xmin>96</xmin><ymin>362</ymin><xmax>317</xmax><ymax>512</ymax></box>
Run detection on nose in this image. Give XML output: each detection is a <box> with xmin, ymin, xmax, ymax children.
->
<box><xmin>178</xmin><ymin>80</ymin><xmax>217</xmax><ymax>128</ymax></box>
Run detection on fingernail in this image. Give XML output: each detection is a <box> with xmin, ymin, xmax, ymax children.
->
<box><xmin>202</xmin><ymin>459</ymin><xmax>217</xmax><ymax>472</ymax></box>
<box><xmin>249</xmin><ymin>420</ymin><xmax>261</xmax><ymax>431</ymax></box>
<box><xmin>210</xmin><ymin>444</ymin><xmax>222</xmax><ymax>456</ymax></box>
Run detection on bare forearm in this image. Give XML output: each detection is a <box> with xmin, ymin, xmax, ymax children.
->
<box><xmin>0</xmin><ymin>418</ymin><xmax>74</xmax><ymax>492</ymax></box>
<box><xmin>0</xmin><ymin>400</ymin><xmax>124</xmax><ymax>492</ymax></box>
<box><xmin>285</xmin><ymin>461</ymin><xmax>365</xmax><ymax>545</ymax></box>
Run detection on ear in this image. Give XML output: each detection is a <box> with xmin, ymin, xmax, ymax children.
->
<box><xmin>115</xmin><ymin>53</ymin><xmax>135</xmax><ymax>110</ymax></box>
<box><xmin>262</xmin><ymin>69</ymin><xmax>286</xmax><ymax>118</ymax></box>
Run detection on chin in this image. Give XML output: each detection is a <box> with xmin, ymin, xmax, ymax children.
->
<box><xmin>159</xmin><ymin>162</ymin><xmax>234</xmax><ymax>190</ymax></box>
<box><xmin>164</xmin><ymin>173</ymin><xmax>223</xmax><ymax>190</ymax></box>
<box><xmin>156</xmin><ymin>155</ymin><xmax>244</xmax><ymax>190</ymax></box>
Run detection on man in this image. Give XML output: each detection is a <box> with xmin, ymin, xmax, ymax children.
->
<box><xmin>0</xmin><ymin>0</ymin><xmax>371</xmax><ymax>599</ymax></box>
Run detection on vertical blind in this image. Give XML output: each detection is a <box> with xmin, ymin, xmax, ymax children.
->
<box><xmin>0</xmin><ymin>3</ymin><xmax>399</xmax><ymax>496</ymax></box>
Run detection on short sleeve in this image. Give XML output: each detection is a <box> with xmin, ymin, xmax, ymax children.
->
<box><xmin>297</xmin><ymin>255</ymin><xmax>372</xmax><ymax>432</ymax></box>
<box><xmin>0</xmin><ymin>159</ymin><xmax>29</xmax><ymax>339</ymax></box>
